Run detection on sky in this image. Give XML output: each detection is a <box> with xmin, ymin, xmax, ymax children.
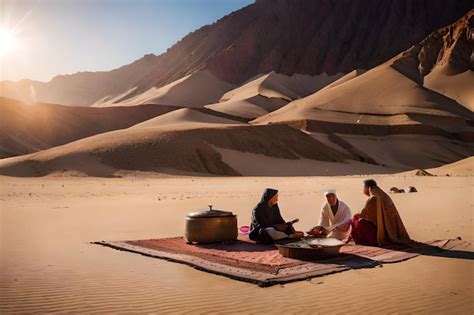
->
<box><xmin>0</xmin><ymin>0</ymin><xmax>253</xmax><ymax>82</ymax></box>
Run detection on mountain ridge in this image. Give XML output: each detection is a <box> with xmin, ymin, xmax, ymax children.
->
<box><xmin>1</xmin><ymin>0</ymin><xmax>472</xmax><ymax>107</ymax></box>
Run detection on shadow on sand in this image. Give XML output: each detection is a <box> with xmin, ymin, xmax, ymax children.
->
<box><xmin>384</xmin><ymin>240</ymin><xmax>474</xmax><ymax>261</ymax></box>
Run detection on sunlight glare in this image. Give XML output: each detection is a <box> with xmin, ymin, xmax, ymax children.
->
<box><xmin>0</xmin><ymin>28</ymin><xmax>19</xmax><ymax>58</ymax></box>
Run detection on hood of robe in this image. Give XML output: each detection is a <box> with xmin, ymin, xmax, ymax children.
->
<box><xmin>259</xmin><ymin>188</ymin><xmax>278</xmax><ymax>205</ymax></box>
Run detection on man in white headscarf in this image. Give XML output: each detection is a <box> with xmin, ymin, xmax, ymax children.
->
<box><xmin>311</xmin><ymin>189</ymin><xmax>352</xmax><ymax>241</ymax></box>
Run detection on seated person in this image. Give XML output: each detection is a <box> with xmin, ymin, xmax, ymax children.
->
<box><xmin>308</xmin><ymin>189</ymin><xmax>352</xmax><ymax>241</ymax></box>
<box><xmin>351</xmin><ymin>179</ymin><xmax>412</xmax><ymax>246</ymax></box>
<box><xmin>249</xmin><ymin>188</ymin><xmax>302</xmax><ymax>244</ymax></box>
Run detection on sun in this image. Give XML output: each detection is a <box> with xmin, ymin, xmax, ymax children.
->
<box><xmin>0</xmin><ymin>28</ymin><xmax>19</xmax><ymax>58</ymax></box>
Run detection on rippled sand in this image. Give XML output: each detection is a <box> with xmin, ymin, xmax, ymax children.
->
<box><xmin>1</xmin><ymin>175</ymin><xmax>472</xmax><ymax>313</ymax></box>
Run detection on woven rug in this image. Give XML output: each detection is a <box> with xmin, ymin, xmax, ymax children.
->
<box><xmin>93</xmin><ymin>236</ymin><xmax>472</xmax><ymax>287</ymax></box>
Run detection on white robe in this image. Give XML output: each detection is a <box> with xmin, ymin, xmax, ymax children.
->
<box><xmin>318</xmin><ymin>200</ymin><xmax>352</xmax><ymax>241</ymax></box>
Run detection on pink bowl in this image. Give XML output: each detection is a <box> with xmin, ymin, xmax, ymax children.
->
<box><xmin>239</xmin><ymin>225</ymin><xmax>250</xmax><ymax>234</ymax></box>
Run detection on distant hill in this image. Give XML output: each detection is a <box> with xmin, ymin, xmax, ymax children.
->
<box><xmin>0</xmin><ymin>97</ymin><xmax>180</xmax><ymax>158</ymax></box>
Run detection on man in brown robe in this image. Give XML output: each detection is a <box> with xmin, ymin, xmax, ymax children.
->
<box><xmin>351</xmin><ymin>179</ymin><xmax>411</xmax><ymax>246</ymax></box>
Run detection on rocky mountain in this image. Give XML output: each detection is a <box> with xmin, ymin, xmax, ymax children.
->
<box><xmin>392</xmin><ymin>9</ymin><xmax>474</xmax><ymax>110</ymax></box>
<box><xmin>1</xmin><ymin>0</ymin><xmax>472</xmax><ymax>107</ymax></box>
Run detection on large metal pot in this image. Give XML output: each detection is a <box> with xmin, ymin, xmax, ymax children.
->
<box><xmin>185</xmin><ymin>205</ymin><xmax>237</xmax><ymax>244</ymax></box>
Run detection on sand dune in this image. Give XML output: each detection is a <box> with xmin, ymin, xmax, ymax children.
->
<box><xmin>205</xmin><ymin>96</ymin><xmax>277</xmax><ymax>119</ymax></box>
<box><xmin>1</xmin><ymin>113</ymin><xmax>471</xmax><ymax>177</ymax></box>
<box><xmin>94</xmin><ymin>70</ymin><xmax>235</xmax><ymax>108</ymax></box>
<box><xmin>2</xmin><ymin>93</ymin><xmax>471</xmax><ymax>177</ymax></box>
<box><xmin>215</xmin><ymin>147</ymin><xmax>395</xmax><ymax>176</ymax></box>
<box><xmin>206</xmin><ymin>72</ymin><xmax>343</xmax><ymax>119</ymax></box>
<box><xmin>219</xmin><ymin>129</ymin><xmax>473</xmax><ymax>173</ymax></box>
<box><xmin>131</xmin><ymin>108</ymin><xmax>245</xmax><ymax>130</ymax></box>
<box><xmin>425</xmin><ymin>65</ymin><xmax>474</xmax><ymax>111</ymax></box>
<box><xmin>0</xmin><ymin>123</ymin><xmax>347</xmax><ymax>177</ymax></box>
<box><xmin>401</xmin><ymin>156</ymin><xmax>473</xmax><ymax>177</ymax></box>
<box><xmin>0</xmin><ymin>97</ymin><xmax>180</xmax><ymax>158</ymax></box>
<box><xmin>426</xmin><ymin>156</ymin><xmax>474</xmax><ymax>176</ymax></box>
<box><xmin>335</xmin><ymin>134</ymin><xmax>474</xmax><ymax>170</ymax></box>
<box><xmin>220</xmin><ymin>72</ymin><xmax>343</xmax><ymax>103</ymax></box>
<box><xmin>255</xmin><ymin>64</ymin><xmax>472</xmax><ymax>123</ymax></box>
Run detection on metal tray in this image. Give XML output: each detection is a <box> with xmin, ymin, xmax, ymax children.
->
<box><xmin>276</xmin><ymin>238</ymin><xmax>344</xmax><ymax>260</ymax></box>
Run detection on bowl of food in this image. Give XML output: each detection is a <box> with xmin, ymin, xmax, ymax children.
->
<box><xmin>277</xmin><ymin>238</ymin><xmax>345</xmax><ymax>260</ymax></box>
<box><xmin>307</xmin><ymin>237</ymin><xmax>344</xmax><ymax>247</ymax></box>
<box><xmin>306</xmin><ymin>238</ymin><xmax>345</xmax><ymax>256</ymax></box>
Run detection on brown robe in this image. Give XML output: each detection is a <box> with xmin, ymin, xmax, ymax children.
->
<box><xmin>360</xmin><ymin>186</ymin><xmax>411</xmax><ymax>245</ymax></box>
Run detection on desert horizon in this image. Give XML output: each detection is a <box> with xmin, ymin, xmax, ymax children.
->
<box><xmin>1</xmin><ymin>0</ymin><xmax>473</xmax><ymax>314</ymax></box>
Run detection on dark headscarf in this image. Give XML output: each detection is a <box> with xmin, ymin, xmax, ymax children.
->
<box><xmin>249</xmin><ymin>188</ymin><xmax>286</xmax><ymax>241</ymax></box>
<box><xmin>364</xmin><ymin>179</ymin><xmax>378</xmax><ymax>188</ymax></box>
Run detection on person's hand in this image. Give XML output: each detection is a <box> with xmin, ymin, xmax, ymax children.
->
<box><xmin>306</xmin><ymin>227</ymin><xmax>317</xmax><ymax>235</ymax></box>
<box><xmin>307</xmin><ymin>226</ymin><xmax>326</xmax><ymax>237</ymax></box>
<box><xmin>353</xmin><ymin>213</ymin><xmax>360</xmax><ymax>220</ymax></box>
<box><xmin>273</xmin><ymin>223</ymin><xmax>289</xmax><ymax>232</ymax></box>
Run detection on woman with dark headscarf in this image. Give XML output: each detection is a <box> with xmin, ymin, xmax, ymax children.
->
<box><xmin>249</xmin><ymin>188</ymin><xmax>300</xmax><ymax>244</ymax></box>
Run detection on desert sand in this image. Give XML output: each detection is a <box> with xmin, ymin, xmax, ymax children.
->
<box><xmin>220</xmin><ymin>72</ymin><xmax>343</xmax><ymax>103</ymax></box>
<box><xmin>2</xmin><ymin>95</ymin><xmax>472</xmax><ymax>178</ymax></box>
<box><xmin>205</xmin><ymin>72</ymin><xmax>344</xmax><ymax>119</ymax></box>
<box><xmin>254</xmin><ymin>64</ymin><xmax>472</xmax><ymax>122</ymax></box>
<box><xmin>1</xmin><ymin>122</ymin><xmax>471</xmax><ymax>177</ymax></box>
<box><xmin>95</xmin><ymin>70</ymin><xmax>235</xmax><ymax>108</ymax></box>
<box><xmin>205</xmin><ymin>97</ymin><xmax>278</xmax><ymax>119</ymax></box>
<box><xmin>0</xmin><ymin>110</ymin><xmax>354</xmax><ymax>177</ymax></box>
<box><xmin>0</xmin><ymin>97</ymin><xmax>181</xmax><ymax>158</ymax></box>
<box><xmin>130</xmin><ymin>108</ymin><xmax>244</xmax><ymax>130</ymax></box>
<box><xmin>0</xmin><ymin>174</ymin><xmax>472</xmax><ymax>313</ymax></box>
<box><xmin>425</xmin><ymin>65</ymin><xmax>474</xmax><ymax>112</ymax></box>
<box><xmin>426</xmin><ymin>156</ymin><xmax>474</xmax><ymax>176</ymax></box>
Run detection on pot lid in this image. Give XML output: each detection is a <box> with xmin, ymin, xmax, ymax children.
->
<box><xmin>187</xmin><ymin>205</ymin><xmax>235</xmax><ymax>218</ymax></box>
